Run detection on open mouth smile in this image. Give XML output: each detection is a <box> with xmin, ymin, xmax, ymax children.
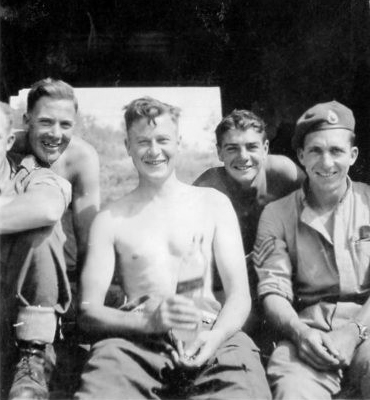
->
<box><xmin>41</xmin><ymin>141</ymin><xmax>62</xmax><ymax>149</ymax></box>
<box><xmin>316</xmin><ymin>171</ymin><xmax>337</xmax><ymax>178</ymax></box>
<box><xmin>233</xmin><ymin>165</ymin><xmax>253</xmax><ymax>171</ymax></box>
<box><xmin>144</xmin><ymin>159</ymin><xmax>167</xmax><ymax>165</ymax></box>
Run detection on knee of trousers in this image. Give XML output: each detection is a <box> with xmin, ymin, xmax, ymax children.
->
<box><xmin>15</xmin><ymin>306</ymin><xmax>57</xmax><ymax>343</ymax></box>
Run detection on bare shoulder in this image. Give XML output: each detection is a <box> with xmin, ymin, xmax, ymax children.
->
<box><xmin>188</xmin><ymin>184</ymin><xmax>233</xmax><ymax>211</ymax></box>
<box><xmin>99</xmin><ymin>190</ymin><xmax>143</xmax><ymax>220</ymax></box>
<box><xmin>266</xmin><ymin>154</ymin><xmax>304</xmax><ymax>180</ymax></box>
<box><xmin>266</xmin><ymin>154</ymin><xmax>297</xmax><ymax>173</ymax></box>
<box><xmin>58</xmin><ymin>136</ymin><xmax>99</xmax><ymax>184</ymax></box>
<box><xmin>92</xmin><ymin>199</ymin><xmax>125</xmax><ymax>231</ymax></box>
<box><xmin>65</xmin><ymin>136</ymin><xmax>99</xmax><ymax>163</ymax></box>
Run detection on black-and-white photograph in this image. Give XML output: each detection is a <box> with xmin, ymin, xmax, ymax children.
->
<box><xmin>1</xmin><ymin>1</ymin><xmax>370</xmax><ymax>399</ymax></box>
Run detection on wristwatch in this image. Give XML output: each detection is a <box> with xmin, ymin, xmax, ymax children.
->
<box><xmin>350</xmin><ymin>320</ymin><xmax>369</xmax><ymax>344</ymax></box>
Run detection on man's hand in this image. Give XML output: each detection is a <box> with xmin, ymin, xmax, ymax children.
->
<box><xmin>294</xmin><ymin>326</ymin><xmax>341</xmax><ymax>371</ymax></box>
<box><xmin>146</xmin><ymin>295</ymin><xmax>201</xmax><ymax>334</ymax></box>
<box><xmin>326</xmin><ymin>324</ymin><xmax>359</xmax><ymax>367</ymax></box>
<box><xmin>174</xmin><ymin>329</ymin><xmax>225</xmax><ymax>369</ymax></box>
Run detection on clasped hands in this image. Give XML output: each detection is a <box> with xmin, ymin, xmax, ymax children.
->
<box><xmin>295</xmin><ymin>324</ymin><xmax>360</xmax><ymax>371</ymax></box>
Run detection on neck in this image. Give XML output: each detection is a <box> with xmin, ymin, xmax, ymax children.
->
<box><xmin>233</xmin><ymin>168</ymin><xmax>266</xmax><ymax>193</ymax></box>
<box><xmin>137</xmin><ymin>172</ymin><xmax>182</xmax><ymax>198</ymax></box>
<box><xmin>0</xmin><ymin>157</ymin><xmax>11</xmax><ymax>186</ymax></box>
<box><xmin>308</xmin><ymin>180</ymin><xmax>348</xmax><ymax>212</ymax></box>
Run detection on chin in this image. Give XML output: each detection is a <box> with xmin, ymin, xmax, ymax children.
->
<box><xmin>236</xmin><ymin>172</ymin><xmax>257</xmax><ymax>183</ymax></box>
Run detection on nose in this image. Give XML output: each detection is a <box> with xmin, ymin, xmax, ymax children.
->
<box><xmin>147</xmin><ymin>140</ymin><xmax>161</xmax><ymax>157</ymax></box>
<box><xmin>321</xmin><ymin>152</ymin><xmax>334</xmax><ymax>168</ymax></box>
<box><xmin>238</xmin><ymin>146</ymin><xmax>250</xmax><ymax>160</ymax></box>
<box><xmin>50</xmin><ymin>123</ymin><xmax>62</xmax><ymax>139</ymax></box>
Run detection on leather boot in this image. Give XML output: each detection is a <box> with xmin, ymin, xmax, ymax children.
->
<box><xmin>8</xmin><ymin>341</ymin><xmax>55</xmax><ymax>400</ymax></box>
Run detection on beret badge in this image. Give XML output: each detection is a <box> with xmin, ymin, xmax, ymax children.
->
<box><xmin>327</xmin><ymin>110</ymin><xmax>339</xmax><ymax>124</ymax></box>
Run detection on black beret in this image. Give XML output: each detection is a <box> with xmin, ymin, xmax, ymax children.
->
<box><xmin>292</xmin><ymin>101</ymin><xmax>355</xmax><ymax>150</ymax></box>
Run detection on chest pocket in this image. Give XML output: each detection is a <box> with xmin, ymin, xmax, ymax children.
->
<box><xmin>350</xmin><ymin>235</ymin><xmax>370</xmax><ymax>288</ymax></box>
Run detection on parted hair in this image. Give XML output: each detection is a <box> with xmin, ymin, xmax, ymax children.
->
<box><xmin>215</xmin><ymin>109</ymin><xmax>267</xmax><ymax>146</ymax></box>
<box><xmin>123</xmin><ymin>96</ymin><xmax>181</xmax><ymax>132</ymax></box>
<box><xmin>27</xmin><ymin>78</ymin><xmax>78</xmax><ymax>113</ymax></box>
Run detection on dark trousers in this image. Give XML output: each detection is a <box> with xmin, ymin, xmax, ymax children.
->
<box><xmin>75</xmin><ymin>331</ymin><xmax>272</xmax><ymax>400</ymax></box>
<box><xmin>0</xmin><ymin>224</ymin><xmax>71</xmax><ymax>396</ymax></box>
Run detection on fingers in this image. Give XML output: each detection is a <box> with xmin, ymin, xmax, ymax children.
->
<box><xmin>184</xmin><ymin>337</ymin><xmax>203</xmax><ymax>359</ymax></box>
<box><xmin>298</xmin><ymin>350</ymin><xmax>334</xmax><ymax>371</ymax></box>
<box><xmin>298</xmin><ymin>331</ymin><xmax>341</xmax><ymax>370</ymax></box>
<box><xmin>321</xmin><ymin>335</ymin><xmax>341</xmax><ymax>361</ymax></box>
<box><xmin>164</xmin><ymin>297</ymin><xmax>201</xmax><ymax>326</ymax></box>
<box><xmin>152</xmin><ymin>295</ymin><xmax>201</xmax><ymax>332</ymax></box>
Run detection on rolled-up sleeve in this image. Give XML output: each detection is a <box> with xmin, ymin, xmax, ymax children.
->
<box><xmin>254</xmin><ymin>202</ymin><xmax>294</xmax><ymax>302</ymax></box>
<box><xmin>23</xmin><ymin>169</ymin><xmax>72</xmax><ymax>211</ymax></box>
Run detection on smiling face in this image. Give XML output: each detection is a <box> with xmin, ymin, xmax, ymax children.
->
<box><xmin>24</xmin><ymin>97</ymin><xmax>76</xmax><ymax>165</ymax></box>
<box><xmin>125</xmin><ymin>113</ymin><xmax>180</xmax><ymax>183</ymax></box>
<box><xmin>298</xmin><ymin>128</ymin><xmax>358</xmax><ymax>197</ymax></box>
<box><xmin>217</xmin><ymin>128</ymin><xmax>269</xmax><ymax>187</ymax></box>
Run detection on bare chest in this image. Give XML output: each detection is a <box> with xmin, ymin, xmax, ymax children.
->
<box><xmin>113</xmin><ymin>202</ymin><xmax>214</xmax><ymax>296</ymax></box>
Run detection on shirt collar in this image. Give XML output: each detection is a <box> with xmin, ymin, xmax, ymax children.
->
<box><xmin>299</xmin><ymin>176</ymin><xmax>352</xmax><ymax>210</ymax></box>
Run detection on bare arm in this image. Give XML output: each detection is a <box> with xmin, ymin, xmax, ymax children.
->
<box><xmin>0</xmin><ymin>185</ymin><xmax>66</xmax><ymax>234</ymax></box>
<box><xmin>70</xmin><ymin>143</ymin><xmax>100</xmax><ymax>268</ymax></box>
<box><xmin>78</xmin><ymin>210</ymin><xmax>148</xmax><ymax>335</ymax></box>
<box><xmin>182</xmin><ymin>192</ymin><xmax>250</xmax><ymax>366</ymax></box>
<box><xmin>212</xmin><ymin>192</ymin><xmax>250</xmax><ymax>337</ymax></box>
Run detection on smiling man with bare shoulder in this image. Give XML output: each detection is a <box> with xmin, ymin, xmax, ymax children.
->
<box><xmin>74</xmin><ymin>97</ymin><xmax>271</xmax><ymax>400</ymax></box>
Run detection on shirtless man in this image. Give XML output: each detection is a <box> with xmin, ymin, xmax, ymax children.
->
<box><xmin>194</xmin><ymin>110</ymin><xmax>305</xmax><ymax>344</ymax></box>
<box><xmin>74</xmin><ymin>97</ymin><xmax>271</xmax><ymax>399</ymax></box>
<box><xmin>0</xmin><ymin>87</ymin><xmax>73</xmax><ymax>399</ymax></box>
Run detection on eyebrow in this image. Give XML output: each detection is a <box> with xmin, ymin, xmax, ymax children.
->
<box><xmin>223</xmin><ymin>141</ymin><xmax>260</xmax><ymax>146</ymax></box>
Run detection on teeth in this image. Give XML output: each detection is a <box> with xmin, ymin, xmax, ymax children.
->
<box><xmin>145</xmin><ymin>160</ymin><xmax>166</xmax><ymax>165</ymax></box>
<box><xmin>317</xmin><ymin>172</ymin><xmax>335</xmax><ymax>177</ymax></box>
<box><xmin>234</xmin><ymin>166</ymin><xmax>251</xmax><ymax>170</ymax></box>
<box><xmin>42</xmin><ymin>141</ymin><xmax>61</xmax><ymax>148</ymax></box>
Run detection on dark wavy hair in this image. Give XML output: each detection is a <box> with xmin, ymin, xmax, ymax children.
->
<box><xmin>215</xmin><ymin>109</ymin><xmax>267</xmax><ymax>146</ymax></box>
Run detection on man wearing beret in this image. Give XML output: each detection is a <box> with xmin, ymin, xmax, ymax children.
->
<box><xmin>255</xmin><ymin>100</ymin><xmax>370</xmax><ymax>399</ymax></box>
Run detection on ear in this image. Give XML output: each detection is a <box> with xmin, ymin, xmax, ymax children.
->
<box><xmin>177</xmin><ymin>134</ymin><xmax>182</xmax><ymax>146</ymax></box>
<box><xmin>263</xmin><ymin>139</ymin><xmax>269</xmax><ymax>156</ymax></box>
<box><xmin>6</xmin><ymin>132</ymin><xmax>15</xmax><ymax>152</ymax></box>
<box><xmin>124</xmin><ymin>137</ymin><xmax>131</xmax><ymax>155</ymax></box>
<box><xmin>23</xmin><ymin>113</ymin><xmax>30</xmax><ymax>130</ymax></box>
<box><xmin>216</xmin><ymin>144</ymin><xmax>224</xmax><ymax>162</ymax></box>
<box><xmin>297</xmin><ymin>148</ymin><xmax>305</xmax><ymax>167</ymax></box>
<box><xmin>349</xmin><ymin>146</ymin><xmax>359</xmax><ymax>166</ymax></box>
